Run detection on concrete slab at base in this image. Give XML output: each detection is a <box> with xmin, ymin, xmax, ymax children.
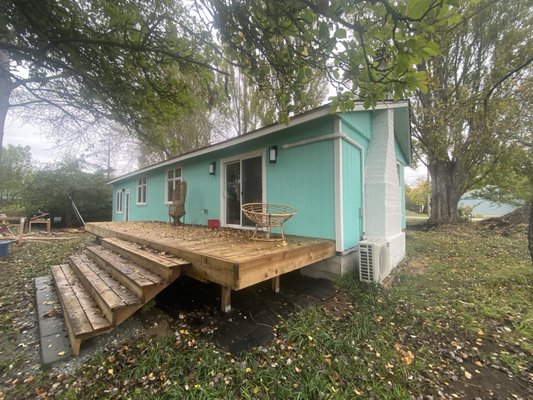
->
<box><xmin>34</xmin><ymin>276</ymin><xmax>73</xmax><ymax>367</ymax></box>
<box><xmin>301</xmin><ymin>248</ymin><xmax>358</xmax><ymax>281</ymax></box>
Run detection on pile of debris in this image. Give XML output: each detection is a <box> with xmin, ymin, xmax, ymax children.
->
<box><xmin>477</xmin><ymin>205</ymin><xmax>529</xmax><ymax>236</ymax></box>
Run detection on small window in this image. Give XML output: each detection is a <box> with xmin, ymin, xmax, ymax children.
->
<box><xmin>137</xmin><ymin>176</ymin><xmax>147</xmax><ymax>204</ymax></box>
<box><xmin>166</xmin><ymin>167</ymin><xmax>182</xmax><ymax>203</ymax></box>
<box><xmin>116</xmin><ymin>191</ymin><xmax>123</xmax><ymax>213</ymax></box>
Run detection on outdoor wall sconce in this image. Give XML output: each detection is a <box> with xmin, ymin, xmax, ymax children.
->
<box><xmin>208</xmin><ymin>161</ymin><xmax>216</xmax><ymax>175</ymax></box>
<box><xmin>269</xmin><ymin>146</ymin><xmax>277</xmax><ymax>163</ymax></box>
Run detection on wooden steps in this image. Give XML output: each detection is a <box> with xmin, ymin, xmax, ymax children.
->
<box><xmin>51</xmin><ymin>239</ymin><xmax>190</xmax><ymax>355</ymax></box>
<box><xmin>100</xmin><ymin>238</ymin><xmax>185</xmax><ymax>281</ymax></box>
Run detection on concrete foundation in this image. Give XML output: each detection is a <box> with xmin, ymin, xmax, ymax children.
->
<box><xmin>301</xmin><ymin>248</ymin><xmax>359</xmax><ymax>281</ymax></box>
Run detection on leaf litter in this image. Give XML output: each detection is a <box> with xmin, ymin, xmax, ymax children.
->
<box><xmin>0</xmin><ymin>222</ymin><xmax>531</xmax><ymax>399</ymax></box>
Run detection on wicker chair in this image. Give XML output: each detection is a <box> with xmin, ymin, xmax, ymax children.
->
<box><xmin>169</xmin><ymin>181</ymin><xmax>187</xmax><ymax>226</ymax></box>
<box><xmin>241</xmin><ymin>203</ymin><xmax>297</xmax><ymax>241</ymax></box>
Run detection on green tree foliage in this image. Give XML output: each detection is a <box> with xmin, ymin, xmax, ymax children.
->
<box><xmin>0</xmin><ymin>0</ymin><xmax>221</xmax><ymax>159</ymax></box>
<box><xmin>412</xmin><ymin>0</ymin><xmax>533</xmax><ymax>223</ymax></box>
<box><xmin>474</xmin><ymin>77</ymin><xmax>533</xmax><ymax>264</ymax></box>
<box><xmin>405</xmin><ymin>179</ymin><xmax>430</xmax><ymax>213</ymax></box>
<box><xmin>2</xmin><ymin>0</ymin><xmax>464</xmax><ymax>162</ymax></box>
<box><xmin>0</xmin><ymin>144</ymin><xmax>32</xmax><ymax>214</ymax></box>
<box><xmin>23</xmin><ymin>158</ymin><xmax>111</xmax><ymax>226</ymax></box>
<box><xmin>197</xmin><ymin>0</ymin><xmax>460</xmax><ymax>119</ymax></box>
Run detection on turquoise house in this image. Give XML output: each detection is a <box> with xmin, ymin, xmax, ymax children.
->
<box><xmin>109</xmin><ymin>102</ymin><xmax>411</xmax><ymax>280</ymax></box>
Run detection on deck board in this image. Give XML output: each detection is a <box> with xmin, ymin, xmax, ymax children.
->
<box><xmin>85</xmin><ymin>222</ymin><xmax>335</xmax><ymax>291</ymax></box>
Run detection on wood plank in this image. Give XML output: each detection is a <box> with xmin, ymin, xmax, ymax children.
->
<box><xmin>58</xmin><ymin>264</ymin><xmax>112</xmax><ymax>333</ymax></box>
<box><xmin>101</xmin><ymin>238</ymin><xmax>185</xmax><ymax>281</ymax></box>
<box><xmin>70</xmin><ymin>254</ymin><xmax>126</xmax><ymax>310</ymax></box>
<box><xmin>103</xmin><ymin>238</ymin><xmax>184</xmax><ymax>269</ymax></box>
<box><xmin>51</xmin><ymin>265</ymin><xmax>93</xmax><ymax>336</ymax></box>
<box><xmin>86</xmin><ymin>222</ymin><xmax>335</xmax><ymax>292</ymax></box>
<box><xmin>81</xmin><ymin>255</ymin><xmax>140</xmax><ymax>306</ymax></box>
<box><xmin>86</xmin><ymin>246</ymin><xmax>163</xmax><ymax>302</ymax></box>
<box><xmin>236</xmin><ymin>241</ymin><xmax>336</xmax><ymax>289</ymax></box>
<box><xmin>86</xmin><ymin>224</ymin><xmax>239</xmax><ymax>288</ymax></box>
<box><xmin>88</xmin><ymin>246</ymin><xmax>162</xmax><ymax>285</ymax></box>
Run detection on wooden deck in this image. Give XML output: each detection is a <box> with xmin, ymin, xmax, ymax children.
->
<box><xmin>85</xmin><ymin>222</ymin><xmax>336</xmax><ymax>311</ymax></box>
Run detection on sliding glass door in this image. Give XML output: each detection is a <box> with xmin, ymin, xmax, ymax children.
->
<box><xmin>224</xmin><ymin>155</ymin><xmax>263</xmax><ymax>226</ymax></box>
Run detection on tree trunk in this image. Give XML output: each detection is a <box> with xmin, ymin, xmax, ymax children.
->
<box><xmin>529</xmin><ymin>187</ymin><xmax>533</xmax><ymax>266</ymax></box>
<box><xmin>0</xmin><ymin>48</ymin><xmax>13</xmax><ymax>161</ymax></box>
<box><xmin>428</xmin><ymin>159</ymin><xmax>467</xmax><ymax>223</ymax></box>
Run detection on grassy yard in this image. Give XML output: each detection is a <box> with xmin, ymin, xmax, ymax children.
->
<box><xmin>1</xmin><ymin>223</ymin><xmax>531</xmax><ymax>399</ymax></box>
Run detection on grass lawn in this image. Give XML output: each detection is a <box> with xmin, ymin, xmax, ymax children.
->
<box><xmin>0</xmin><ymin>223</ymin><xmax>531</xmax><ymax>399</ymax></box>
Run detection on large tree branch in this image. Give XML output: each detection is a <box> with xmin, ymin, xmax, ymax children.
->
<box><xmin>484</xmin><ymin>55</ymin><xmax>533</xmax><ymax>111</ymax></box>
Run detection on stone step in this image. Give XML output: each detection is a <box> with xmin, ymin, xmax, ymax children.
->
<box><xmin>50</xmin><ymin>264</ymin><xmax>112</xmax><ymax>355</ymax></box>
<box><xmin>100</xmin><ymin>237</ymin><xmax>188</xmax><ymax>281</ymax></box>
<box><xmin>86</xmin><ymin>245</ymin><xmax>165</xmax><ymax>303</ymax></box>
<box><xmin>68</xmin><ymin>254</ymin><xmax>141</xmax><ymax>326</ymax></box>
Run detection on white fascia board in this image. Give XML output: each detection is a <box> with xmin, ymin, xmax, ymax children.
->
<box><xmin>108</xmin><ymin>101</ymin><xmax>409</xmax><ymax>185</ymax></box>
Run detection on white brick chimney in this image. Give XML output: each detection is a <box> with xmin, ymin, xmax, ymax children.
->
<box><xmin>363</xmin><ymin>109</ymin><xmax>405</xmax><ymax>272</ymax></box>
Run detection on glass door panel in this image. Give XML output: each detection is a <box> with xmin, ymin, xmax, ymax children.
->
<box><xmin>225</xmin><ymin>161</ymin><xmax>241</xmax><ymax>225</ymax></box>
<box><xmin>241</xmin><ymin>156</ymin><xmax>262</xmax><ymax>226</ymax></box>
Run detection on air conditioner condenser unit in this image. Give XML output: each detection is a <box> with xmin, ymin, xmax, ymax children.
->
<box><xmin>358</xmin><ymin>239</ymin><xmax>390</xmax><ymax>283</ymax></box>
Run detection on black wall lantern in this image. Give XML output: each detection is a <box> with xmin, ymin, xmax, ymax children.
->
<box><xmin>208</xmin><ymin>161</ymin><xmax>216</xmax><ymax>175</ymax></box>
<box><xmin>269</xmin><ymin>146</ymin><xmax>278</xmax><ymax>163</ymax></box>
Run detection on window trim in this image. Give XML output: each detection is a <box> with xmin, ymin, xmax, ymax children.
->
<box><xmin>165</xmin><ymin>167</ymin><xmax>182</xmax><ymax>204</ymax></box>
<box><xmin>116</xmin><ymin>190</ymin><xmax>123</xmax><ymax>214</ymax></box>
<box><xmin>137</xmin><ymin>176</ymin><xmax>147</xmax><ymax>205</ymax></box>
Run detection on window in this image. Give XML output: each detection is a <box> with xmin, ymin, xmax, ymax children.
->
<box><xmin>137</xmin><ymin>176</ymin><xmax>147</xmax><ymax>204</ymax></box>
<box><xmin>116</xmin><ymin>191</ymin><xmax>123</xmax><ymax>213</ymax></box>
<box><xmin>166</xmin><ymin>167</ymin><xmax>182</xmax><ymax>203</ymax></box>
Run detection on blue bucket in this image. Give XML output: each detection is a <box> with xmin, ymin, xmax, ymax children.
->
<box><xmin>0</xmin><ymin>240</ymin><xmax>9</xmax><ymax>257</ymax></box>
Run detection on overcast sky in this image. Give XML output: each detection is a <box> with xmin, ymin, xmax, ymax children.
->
<box><xmin>4</xmin><ymin>116</ymin><xmax>62</xmax><ymax>164</ymax></box>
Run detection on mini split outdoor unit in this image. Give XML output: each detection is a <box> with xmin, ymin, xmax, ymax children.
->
<box><xmin>358</xmin><ymin>239</ymin><xmax>390</xmax><ymax>283</ymax></box>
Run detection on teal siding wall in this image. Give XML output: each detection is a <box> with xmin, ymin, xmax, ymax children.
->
<box><xmin>395</xmin><ymin>139</ymin><xmax>407</xmax><ymax>229</ymax></box>
<box><xmin>395</xmin><ymin>139</ymin><xmax>408</xmax><ymax>166</ymax></box>
<box><xmin>268</xmin><ymin>140</ymin><xmax>335</xmax><ymax>239</ymax></box>
<box><xmin>341</xmin><ymin>140</ymin><xmax>363</xmax><ymax>249</ymax></box>
<box><xmin>181</xmin><ymin>157</ymin><xmax>220</xmax><ymax>225</ymax></box>
<box><xmin>339</xmin><ymin>112</ymin><xmax>372</xmax><ymax>145</ymax></box>
<box><xmin>339</xmin><ymin>113</ymin><xmax>371</xmax><ymax>249</ymax></box>
<box><xmin>109</xmin><ymin>108</ymin><xmax>409</xmax><ymax>247</ymax></box>
<box><xmin>112</xmin><ymin>116</ymin><xmax>337</xmax><ymax>241</ymax></box>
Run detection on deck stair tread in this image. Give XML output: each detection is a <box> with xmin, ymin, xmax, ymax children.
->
<box><xmin>50</xmin><ymin>264</ymin><xmax>112</xmax><ymax>353</ymax></box>
<box><xmin>69</xmin><ymin>254</ymin><xmax>141</xmax><ymax>313</ymax></box>
<box><xmin>86</xmin><ymin>245</ymin><xmax>164</xmax><ymax>286</ymax></box>
<box><xmin>100</xmin><ymin>237</ymin><xmax>189</xmax><ymax>280</ymax></box>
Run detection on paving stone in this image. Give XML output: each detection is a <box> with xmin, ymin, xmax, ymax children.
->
<box><xmin>34</xmin><ymin>276</ymin><xmax>73</xmax><ymax>367</ymax></box>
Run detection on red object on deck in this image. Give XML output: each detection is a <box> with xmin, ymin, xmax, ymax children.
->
<box><xmin>208</xmin><ymin>219</ymin><xmax>220</xmax><ymax>229</ymax></box>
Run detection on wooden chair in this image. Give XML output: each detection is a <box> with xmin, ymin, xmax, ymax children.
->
<box><xmin>168</xmin><ymin>181</ymin><xmax>187</xmax><ymax>226</ymax></box>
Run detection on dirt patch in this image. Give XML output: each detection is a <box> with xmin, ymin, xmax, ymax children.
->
<box><xmin>447</xmin><ymin>360</ymin><xmax>531</xmax><ymax>399</ymax></box>
<box><xmin>155</xmin><ymin>271</ymin><xmax>335</xmax><ymax>354</ymax></box>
